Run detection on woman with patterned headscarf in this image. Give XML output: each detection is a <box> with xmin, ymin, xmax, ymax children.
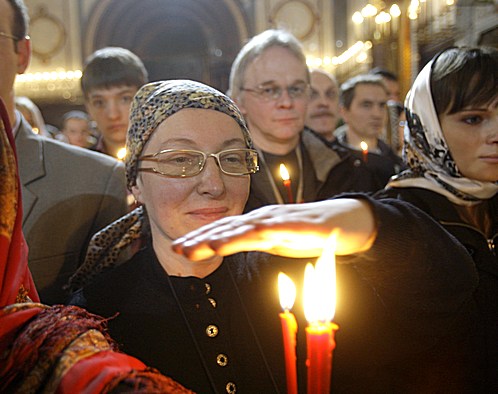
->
<box><xmin>173</xmin><ymin>47</ymin><xmax>497</xmax><ymax>391</ymax></box>
<box><xmin>0</xmin><ymin>96</ymin><xmax>191</xmax><ymax>393</ymax></box>
<box><xmin>69</xmin><ymin>80</ymin><xmax>297</xmax><ymax>393</ymax></box>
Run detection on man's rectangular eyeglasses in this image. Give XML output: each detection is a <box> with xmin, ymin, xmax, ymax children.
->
<box><xmin>0</xmin><ymin>31</ymin><xmax>21</xmax><ymax>42</ymax></box>
<box><xmin>138</xmin><ymin>149</ymin><xmax>259</xmax><ymax>177</ymax></box>
<box><xmin>241</xmin><ymin>82</ymin><xmax>310</xmax><ymax>102</ymax></box>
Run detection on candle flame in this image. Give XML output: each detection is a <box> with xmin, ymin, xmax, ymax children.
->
<box><xmin>116</xmin><ymin>147</ymin><xmax>127</xmax><ymax>161</ymax></box>
<box><xmin>279</xmin><ymin>163</ymin><xmax>290</xmax><ymax>181</ymax></box>
<box><xmin>278</xmin><ymin>272</ymin><xmax>297</xmax><ymax>311</ymax></box>
<box><xmin>304</xmin><ymin>233</ymin><xmax>337</xmax><ymax>323</ymax></box>
<box><xmin>360</xmin><ymin>141</ymin><xmax>368</xmax><ymax>152</ymax></box>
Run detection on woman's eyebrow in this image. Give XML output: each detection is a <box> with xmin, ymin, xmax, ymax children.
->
<box><xmin>221</xmin><ymin>138</ymin><xmax>247</xmax><ymax>147</ymax></box>
<box><xmin>159</xmin><ymin>138</ymin><xmax>196</xmax><ymax>146</ymax></box>
<box><xmin>457</xmin><ymin>108</ymin><xmax>489</xmax><ymax>113</ymax></box>
<box><xmin>157</xmin><ymin>137</ymin><xmax>246</xmax><ymax>149</ymax></box>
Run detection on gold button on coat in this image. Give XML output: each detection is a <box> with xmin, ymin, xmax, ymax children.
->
<box><xmin>216</xmin><ymin>353</ymin><xmax>228</xmax><ymax>366</ymax></box>
<box><xmin>226</xmin><ymin>382</ymin><xmax>236</xmax><ymax>393</ymax></box>
<box><xmin>206</xmin><ymin>324</ymin><xmax>219</xmax><ymax>337</ymax></box>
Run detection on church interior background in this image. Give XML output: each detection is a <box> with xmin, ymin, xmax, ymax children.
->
<box><xmin>15</xmin><ymin>0</ymin><xmax>497</xmax><ymax>128</ymax></box>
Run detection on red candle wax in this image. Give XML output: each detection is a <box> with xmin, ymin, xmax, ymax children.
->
<box><xmin>306</xmin><ymin>322</ymin><xmax>339</xmax><ymax>394</ymax></box>
<box><xmin>283</xmin><ymin>179</ymin><xmax>294</xmax><ymax>204</ymax></box>
<box><xmin>360</xmin><ymin>141</ymin><xmax>368</xmax><ymax>163</ymax></box>
<box><xmin>280</xmin><ymin>164</ymin><xmax>294</xmax><ymax>204</ymax></box>
<box><xmin>280</xmin><ymin>311</ymin><xmax>298</xmax><ymax>394</ymax></box>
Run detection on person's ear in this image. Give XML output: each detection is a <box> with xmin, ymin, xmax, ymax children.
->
<box><xmin>16</xmin><ymin>37</ymin><xmax>31</xmax><ymax>74</ymax></box>
<box><xmin>131</xmin><ymin>180</ymin><xmax>144</xmax><ymax>205</ymax></box>
<box><xmin>233</xmin><ymin>95</ymin><xmax>247</xmax><ymax>116</ymax></box>
<box><xmin>339</xmin><ymin>105</ymin><xmax>349</xmax><ymax>122</ymax></box>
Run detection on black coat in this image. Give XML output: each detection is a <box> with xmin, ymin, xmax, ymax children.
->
<box><xmin>246</xmin><ymin>129</ymin><xmax>406</xmax><ymax>214</ymax></box>
<box><xmin>71</xmin><ymin>194</ymin><xmax>479</xmax><ymax>393</ymax></box>
<box><xmin>329</xmin><ymin>137</ymin><xmax>406</xmax><ymax>192</ymax></box>
<box><xmin>245</xmin><ymin>128</ymin><xmax>352</xmax><ymax>212</ymax></box>
<box><xmin>378</xmin><ymin>187</ymin><xmax>498</xmax><ymax>392</ymax></box>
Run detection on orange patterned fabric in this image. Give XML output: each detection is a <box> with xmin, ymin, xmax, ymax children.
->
<box><xmin>0</xmin><ymin>304</ymin><xmax>194</xmax><ymax>393</ymax></box>
<box><xmin>0</xmin><ymin>98</ymin><xmax>39</xmax><ymax>307</ymax></box>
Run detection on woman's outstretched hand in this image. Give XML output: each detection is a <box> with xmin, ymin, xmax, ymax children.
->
<box><xmin>172</xmin><ymin>199</ymin><xmax>376</xmax><ymax>261</ymax></box>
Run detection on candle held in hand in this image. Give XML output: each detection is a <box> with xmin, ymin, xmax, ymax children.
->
<box><xmin>279</xmin><ymin>163</ymin><xmax>294</xmax><ymax>203</ymax></box>
<box><xmin>278</xmin><ymin>272</ymin><xmax>298</xmax><ymax>394</ymax></box>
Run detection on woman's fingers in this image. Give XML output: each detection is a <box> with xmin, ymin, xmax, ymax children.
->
<box><xmin>172</xmin><ymin>199</ymin><xmax>376</xmax><ymax>260</ymax></box>
<box><xmin>173</xmin><ymin>221</ymin><xmax>328</xmax><ymax>260</ymax></box>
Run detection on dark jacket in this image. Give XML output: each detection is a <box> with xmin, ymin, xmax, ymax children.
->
<box><xmin>377</xmin><ymin>187</ymin><xmax>498</xmax><ymax>392</ymax></box>
<box><xmin>330</xmin><ymin>137</ymin><xmax>406</xmax><ymax>192</ymax></box>
<box><xmin>15</xmin><ymin>116</ymin><xmax>127</xmax><ymax>304</ymax></box>
<box><xmin>71</xmin><ymin>194</ymin><xmax>479</xmax><ymax>393</ymax></box>
<box><xmin>245</xmin><ymin>128</ymin><xmax>355</xmax><ymax>212</ymax></box>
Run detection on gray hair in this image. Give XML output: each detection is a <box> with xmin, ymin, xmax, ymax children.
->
<box><xmin>7</xmin><ymin>0</ymin><xmax>29</xmax><ymax>39</ymax></box>
<box><xmin>62</xmin><ymin>110</ymin><xmax>90</xmax><ymax>125</ymax></box>
<box><xmin>228</xmin><ymin>29</ymin><xmax>309</xmax><ymax>99</ymax></box>
<box><xmin>309</xmin><ymin>68</ymin><xmax>338</xmax><ymax>85</ymax></box>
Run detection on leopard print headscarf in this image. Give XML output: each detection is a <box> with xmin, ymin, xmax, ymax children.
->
<box><xmin>67</xmin><ymin>80</ymin><xmax>251</xmax><ymax>292</ymax></box>
<box><xmin>126</xmin><ymin>79</ymin><xmax>252</xmax><ymax>190</ymax></box>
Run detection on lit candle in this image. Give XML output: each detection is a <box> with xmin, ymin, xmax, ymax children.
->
<box><xmin>360</xmin><ymin>141</ymin><xmax>368</xmax><ymax>163</ymax></box>
<box><xmin>304</xmin><ymin>234</ymin><xmax>339</xmax><ymax>394</ymax></box>
<box><xmin>116</xmin><ymin>147</ymin><xmax>127</xmax><ymax>161</ymax></box>
<box><xmin>279</xmin><ymin>163</ymin><xmax>294</xmax><ymax>203</ymax></box>
<box><xmin>278</xmin><ymin>272</ymin><xmax>298</xmax><ymax>394</ymax></box>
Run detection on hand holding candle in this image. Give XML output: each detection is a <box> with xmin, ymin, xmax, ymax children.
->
<box><xmin>278</xmin><ymin>272</ymin><xmax>298</xmax><ymax>394</ymax></box>
<box><xmin>279</xmin><ymin>163</ymin><xmax>294</xmax><ymax>204</ymax></box>
<box><xmin>304</xmin><ymin>233</ymin><xmax>339</xmax><ymax>394</ymax></box>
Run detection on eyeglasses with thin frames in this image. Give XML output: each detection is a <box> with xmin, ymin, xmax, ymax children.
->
<box><xmin>138</xmin><ymin>148</ymin><xmax>259</xmax><ymax>178</ymax></box>
<box><xmin>241</xmin><ymin>82</ymin><xmax>310</xmax><ymax>102</ymax></box>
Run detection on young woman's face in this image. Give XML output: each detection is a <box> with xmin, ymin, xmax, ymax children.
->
<box><xmin>440</xmin><ymin>97</ymin><xmax>498</xmax><ymax>182</ymax></box>
<box><xmin>132</xmin><ymin>108</ymin><xmax>251</xmax><ymax>240</ymax></box>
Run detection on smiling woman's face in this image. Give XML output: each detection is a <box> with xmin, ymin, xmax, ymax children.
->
<box><xmin>440</xmin><ymin>97</ymin><xmax>498</xmax><ymax>182</ymax></box>
<box><xmin>132</xmin><ymin>108</ymin><xmax>251</xmax><ymax>241</ymax></box>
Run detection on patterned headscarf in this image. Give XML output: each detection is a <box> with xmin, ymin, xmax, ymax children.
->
<box><xmin>387</xmin><ymin>57</ymin><xmax>498</xmax><ymax>206</ymax></box>
<box><xmin>68</xmin><ymin>80</ymin><xmax>252</xmax><ymax>291</ymax></box>
<box><xmin>126</xmin><ymin>79</ymin><xmax>252</xmax><ymax>190</ymax></box>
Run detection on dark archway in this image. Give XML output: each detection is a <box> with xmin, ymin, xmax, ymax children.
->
<box><xmin>83</xmin><ymin>0</ymin><xmax>250</xmax><ymax>92</ymax></box>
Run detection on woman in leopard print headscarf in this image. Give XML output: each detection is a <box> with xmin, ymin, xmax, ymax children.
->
<box><xmin>67</xmin><ymin>80</ymin><xmax>255</xmax><ymax>291</ymax></box>
<box><xmin>0</xmin><ymin>93</ymin><xmax>191</xmax><ymax>393</ymax></box>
